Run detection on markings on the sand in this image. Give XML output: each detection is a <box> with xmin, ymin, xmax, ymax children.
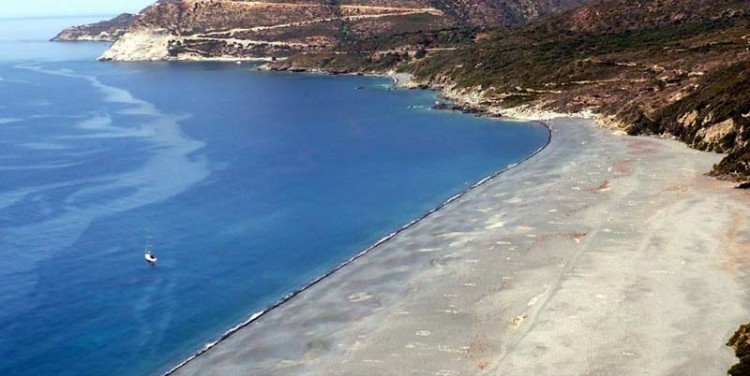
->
<box><xmin>464</xmin><ymin>259</ymin><xmax>480</xmax><ymax>263</ymax></box>
<box><xmin>347</xmin><ymin>292</ymin><xmax>372</xmax><ymax>303</ymax></box>
<box><xmin>464</xmin><ymin>283</ymin><xmax>477</xmax><ymax>287</ymax></box>
<box><xmin>416</xmin><ymin>331</ymin><xmax>431</xmax><ymax>337</ymax></box>
<box><xmin>650</xmin><ymin>270</ymin><xmax>674</xmax><ymax>275</ymax></box>
<box><xmin>565</xmin><ymin>271</ymin><xmax>593</xmax><ymax>277</ymax></box>
<box><xmin>486</xmin><ymin>221</ymin><xmax>505</xmax><ymax>229</ymax></box>
<box><xmin>511</xmin><ymin>315</ymin><xmax>527</xmax><ymax>327</ymax></box>
<box><xmin>449</xmin><ymin>239</ymin><xmax>469</xmax><ymax>248</ymax></box>
<box><xmin>504</xmin><ymin>197</ymin><xmax>523</xmax><ymax>204</ymax></box>
<box><xmin>438</xmin><ymin>232</ymin><xmax>468</xmax><ymax>239</ymax></box>
<box><xmin>437</xmin><ymin>308</ymin><xmax>460</xmax><ymax>314</ymax></box>
<box><xmin>435</xmin><ymin>370</ymin><xmax>459</xmax><ymax>376</ymax></box>
<box><xmin>572</xmin><ymin>233</ymin><xmax>586</xmax><ymax>244</ymax></box>
<box><xmin>528</xmin><ymin>293</ymin><xmax>544</xmax><ymax>306</ymax></box>
<box><xmin>437</xmin><ymin>345</ymin><xmax>468</xmax><ymax>354</ymax></box>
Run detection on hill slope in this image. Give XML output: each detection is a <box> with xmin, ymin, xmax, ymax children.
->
<box><xmin>95</xmin><ymin>0</ymin><xmax>589</xmax><ymax>61</ymax></box>
<box><xmin>51</xmin><ymin>13</ymin><xmax>136</xmax><ymax>42</ymax></box>
<box><xmin>396</xmin><ymin>0</ymin><xmax>750</xmax><ymax>183</ymax></box>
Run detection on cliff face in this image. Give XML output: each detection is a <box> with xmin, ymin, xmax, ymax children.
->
<box><xmin>98</xmin><ymin>0</ymin><xmax>589</xmax><ymax>61</ymax></box>
<box><xmin>51</xmin><ymin>13</ymin><xmax>136</xmax><ymax>42</ymax></box>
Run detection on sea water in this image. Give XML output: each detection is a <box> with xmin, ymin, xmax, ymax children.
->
<box><xmin>0</xmin><ymin>17</ymin><xmax>549</xmax><ymax>376</ymax></box>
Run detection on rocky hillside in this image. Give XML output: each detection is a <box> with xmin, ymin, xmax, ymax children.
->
<box><xmin>95</xmin><ymin>0</ymin><xmax>589</xmax><ymax>61</ymax></box>
<box><xmin>51</xmin><ymin>13</ymin><xmax>136</xmax><ymax>42</ymax></box>
<box><xmin>391</xmin><ymin>0</ymin><xmax>750</xmax><ymax>183</ymax></box>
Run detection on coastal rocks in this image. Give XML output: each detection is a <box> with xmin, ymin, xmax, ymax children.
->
<box><xmin>99</xmin><ymin>30</ymin><xmax>172</xmax><ymax>61</ymax></box>
<box><xmin>728</xmin><ymin>322</ymin><xmax>750</xmax><ymax>376</ymax></box>
<box><xmin>432</xmin><ymin>102</ymin><xmax>488</xmax><ymax>116</ymax></box>
<box><xmin>697</xmin><ymin>118</ymin><xmax>737</xmax><ymax>149</ymax></box>
<box><xmin>51</xmin><ymin>13</ymin><xmax>136</xmax><ymax>42</ymax></box>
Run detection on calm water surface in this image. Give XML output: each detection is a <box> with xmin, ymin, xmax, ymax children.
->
<box><xmin>0</xmin><ymin>17</ymin><xmax>549</xmax><ymax>376</ymax></box>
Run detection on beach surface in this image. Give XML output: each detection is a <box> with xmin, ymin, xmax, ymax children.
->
<box><xmin>171</xmin><ymin>118</ymin><xmax>750</xmax><ymax>376</ymax></box>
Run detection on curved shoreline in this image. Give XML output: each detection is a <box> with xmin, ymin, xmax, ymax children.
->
<box><xmin>161</xmin><ymin>118</ymin><xmax>552</xmax><ymax>375</ymax></box>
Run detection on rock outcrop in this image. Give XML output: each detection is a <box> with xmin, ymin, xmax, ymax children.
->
<box><xmin>96</xmin><ymin>0</ymin><xmax>589</xmax><ymax>61</ymax></box>
<box><xmin>729</xmin><ymin>322</ymin><xmax>750</xmax><ymax>376</ymax></box>
<box><xmin>51</xmin><ymin>13</ymin><xmax>136</xmax><ymax>42</ymax></box>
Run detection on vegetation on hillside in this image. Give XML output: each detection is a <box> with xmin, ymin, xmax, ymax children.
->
<box><xmin>277</xmin><ymin>0</ymin><xmax>750</xmax><ymax>184</ymax></box>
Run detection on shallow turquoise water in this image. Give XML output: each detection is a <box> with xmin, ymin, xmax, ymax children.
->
<box><xmin>0</xmin><ymin>18</ymin><xmax>549</xmax><ymax>376</ymax></box>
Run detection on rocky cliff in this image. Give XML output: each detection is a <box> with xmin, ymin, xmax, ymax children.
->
<box><xmin>51</xmin><ymin>13</ymin><xmax>136</xmax><ymax>42</ymax></box>
<box><xmin>95</xmin><ymin>0</ymin><xmax>589</xmax><ymax>61</ymax></box>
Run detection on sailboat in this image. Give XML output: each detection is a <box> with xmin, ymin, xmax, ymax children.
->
<box><xmin>144</xmin><ymin>233</ymin><xmax>158</xmax><ymax>265</ymax></box>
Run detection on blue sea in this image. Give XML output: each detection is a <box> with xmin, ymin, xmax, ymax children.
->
<box><xmin>0</xmin><ymin>17</ymin><xmax>549</xmax><ymax>376</ymax></box>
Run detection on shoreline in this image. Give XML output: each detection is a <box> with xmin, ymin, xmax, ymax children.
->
<box><xmin>170</xmin><ymin>116</ymin><xmax>749</xmax><ymax>376</ymax></box>
<box><xmin>79</xmin><ymin>60</ymin><xmax>750</xmax><ymax>375</ymax></box>
<box><xmin>161</xmin><ymin>108</ymin><xmax>553</xmax><ymax>375</ymax></box>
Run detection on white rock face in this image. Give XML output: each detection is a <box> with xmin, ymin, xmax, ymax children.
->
<box><xmin>100</xmin><ymin>30</ymin><xmax>172</xmax><ymax>62</ymax></box>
